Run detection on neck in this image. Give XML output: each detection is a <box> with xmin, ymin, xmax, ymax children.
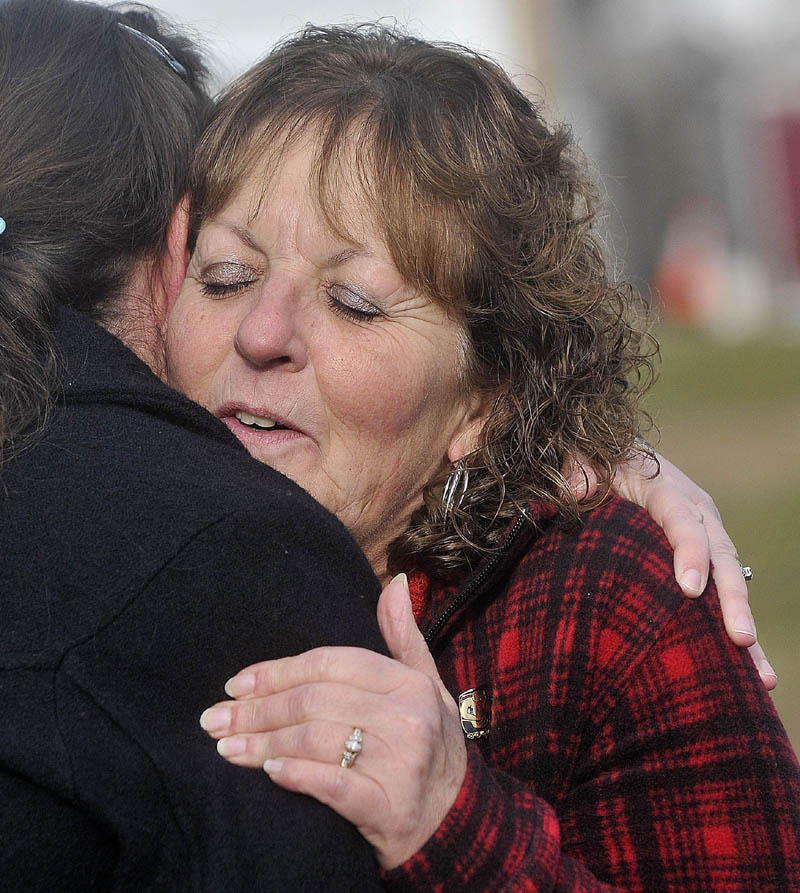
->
<box><xmin>102</xmin><ymin>303</ymin><xmax>166</xmax><ymax>378</ymax></box>
<box><xmin>101</xmin><ymin>265</ymin><xmax>168</xmax><ymax>378</ymax></box>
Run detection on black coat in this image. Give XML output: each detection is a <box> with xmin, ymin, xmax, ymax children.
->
<box><xmin>0</xmin><ymin>307</ymin><xmax>386</xmax><ymax>891</ymax></box>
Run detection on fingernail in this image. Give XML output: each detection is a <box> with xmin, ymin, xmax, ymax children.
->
<box><xmin>732</xmin><ymin>614</ymin><xmax>756</xmax><ymax>639</ymax></box>
<box><xmin>390</xmin><ymin>572</ymin><xmax>409</xmax><ymax>591</ymax></box>
<box><xmin>263</xmin><ymin>759</ymin><xmax>283</xmax><ymax>777</ymax></box>
<box><xmin>759</xmin><ymin>659</ymin><xmax>778</xmax><ymax>681</ymax></box>
<box><xmin>225</xmin><ymin>673</ymin><xmax>255</xmax><ymax>698</ymax></box>
<box><xmin>680</xmin><ymin>569</ymin><xmax>703</xmax><ymax>595</ymax></box>
<box><xmin>217</xmin><ymin>736</ymin><xmax>247</xmax><ymax>757</ymax></box>
<box><xmin>199</xmin><ymin>706</ymin><xmax>231</xmax><ymax>733</ymax></box>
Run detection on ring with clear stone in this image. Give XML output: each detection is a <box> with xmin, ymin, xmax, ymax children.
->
<box><xmin>340</xmin><ymin>727</ymin><xmax>363</xmax><ymax>768</ymax></box>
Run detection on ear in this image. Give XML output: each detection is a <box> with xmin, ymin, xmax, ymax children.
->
<box><xmin>447</xmin><ymin>393</ymin><xmax>496</xmax><ymax>465</ymax></box>
<box><xmin>152</xmin><ymin>195</ymin><xmax>191</xmax><ymax>318</ymax></box>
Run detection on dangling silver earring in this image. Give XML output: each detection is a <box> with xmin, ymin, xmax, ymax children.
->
<box><xmin>442</xmin><ymin>459</ymin><xmax>469</xmax><ymax>516</ymax></box>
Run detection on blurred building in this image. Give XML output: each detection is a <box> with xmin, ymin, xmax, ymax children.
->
<box><xmin>549</xmin><ymin>0</ymin><xmax>800</xmax><ymax>333</ymax></box>
<box><xmin>149</xmin><ymin>0</ymin><xmax>800</xmax><ymax>332</ymax></box>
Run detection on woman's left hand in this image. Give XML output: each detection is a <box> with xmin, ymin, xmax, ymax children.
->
<box><xmin>199</xmin><ymin>574</ymin><xmax>467</xmax><ymax>870</ymax></box>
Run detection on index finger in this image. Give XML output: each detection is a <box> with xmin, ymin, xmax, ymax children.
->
<box><xmin>641</xmin><ymin>483</ymin><xmax>711</xmax><ymax>596</ymax></box>
<box><xmin>224</xmin><ymin>646</ymin><xmax>408</xmax><ymax>699</ymax></box>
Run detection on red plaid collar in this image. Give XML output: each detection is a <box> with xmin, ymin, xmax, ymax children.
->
<box><xmin>407</xmin><ymin>502</ymin><xmax>558</xmax><ymax>627</ymax></box>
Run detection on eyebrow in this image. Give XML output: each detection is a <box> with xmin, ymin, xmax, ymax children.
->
<box><xmin>326</xmin><ymin>247</ymin><xmax>370</xmax><ymax>268</ymax></box>
<box><xmin>227</xmin><ymin>223</ymin><xmax>261</xmax><ymax>251</ymax></box>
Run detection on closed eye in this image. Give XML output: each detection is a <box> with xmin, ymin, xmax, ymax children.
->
<box><xmin>198</xmin><ymin>261</ymin><xmax>259</xmax><ymax>299</ymax></box>
<box><xmin>326</xmin><ymin>284</ymin><xmax>382</xmax><ymax>322</ymax></box>
<box><xmin>201</xmin><ymin>280</ymin><xmax>255</xmax><ymax>298</ymax></box>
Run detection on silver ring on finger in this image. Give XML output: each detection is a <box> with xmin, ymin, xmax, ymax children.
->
<box><xmin>739</xmin><ymin>564</ymin><xmax>754</xmax><ymax>581</ymax></box>
<box><xmin>340</xmin><ymin>727</ymin><xmax>363</xmax><ymax>769</ymax></box>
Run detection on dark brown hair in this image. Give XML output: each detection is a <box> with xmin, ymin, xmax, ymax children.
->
<box><xmin>0</xmin><ymin>0</ymin><xmax>210</xmax><ymax>465</ymax></box>
<box><xmin>192</xmin><ymin>24</ymin><xmax>656</xmax><ymax>577</ymax></box>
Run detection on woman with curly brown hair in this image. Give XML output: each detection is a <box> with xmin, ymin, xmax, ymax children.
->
<box><xmin>177</xmin><ymin>25</ymin><xmax>800</xmax><ymax>889</ymax></box>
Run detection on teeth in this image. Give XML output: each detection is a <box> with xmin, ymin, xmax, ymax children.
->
<box><xmin>235</xmin><ymin>410</ymin><xmax>278</xmax><ymax>429</ymax></box>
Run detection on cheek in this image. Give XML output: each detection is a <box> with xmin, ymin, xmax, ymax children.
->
<box><xmin>319</xmin><ymin>339</ymin><xmax>462</xmax><ymax>452</ymax></box>
<box><xmin>166</xmin><ymin>305</ymin><xmax>230</xmax><ymax>398</ymax></box>
<box><xmin>322</xmin><ymin>355</ymin><xmax>422</xmax><ymax>441</ymax></box>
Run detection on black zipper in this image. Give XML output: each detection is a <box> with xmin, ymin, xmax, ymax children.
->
<box><xmin>424</xmin><ymin>514</ymin><xmax>528</xmax><ymax>647</ymax></box>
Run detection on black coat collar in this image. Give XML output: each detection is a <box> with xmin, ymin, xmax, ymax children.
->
<box><xmin>53</xmin><ymin>304</ymin><xmax>241</xmax><ymax>450</ymax></box>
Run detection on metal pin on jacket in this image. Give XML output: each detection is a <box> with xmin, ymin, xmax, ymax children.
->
<box><xmin>459</xmin><ymin>687</ymin><xmax>491</xmax><ymax>739</ymax></box>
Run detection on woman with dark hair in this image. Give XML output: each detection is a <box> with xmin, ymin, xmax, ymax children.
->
<box><xmin>0</xmin><ymin>0</ymin><xmax>208</xmax><ymax>459</ymax></box>
<box><xmin>0</xmin><ymin>3</ymin><xmax>387</xmax><ymax>888</ymax></box>
<box><xmin>185</xmin><ymin>26</ymin><xmax>800</xmax><ymax>889</ymax></box>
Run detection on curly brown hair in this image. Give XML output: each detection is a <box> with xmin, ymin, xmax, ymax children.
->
<box><xmin>191</xmin><ymin>23</ymin><xmax>656</xmax><ymax>579</ymax></box>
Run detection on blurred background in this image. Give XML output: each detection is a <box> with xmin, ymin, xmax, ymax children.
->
<box><xmin>136</xmin><ymin>0</ymin><xmax>799</xmax><ymax>751</ymax></box>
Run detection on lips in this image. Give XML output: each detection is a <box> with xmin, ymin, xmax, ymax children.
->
<box><xmin>215</xmin><ymin>403</ymin><xmax>313</xmax><ymax>455</ymax></box>
<box><xmin>216</xmin><ymin>403</ymin><xmax>299</xmax><ymax>432</ymax></box>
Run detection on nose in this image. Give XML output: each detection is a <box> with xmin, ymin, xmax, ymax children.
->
<box><xmin>233</xmin><ymin>274</ymin><xmax>308</xmax><ymax>372</ymax></box>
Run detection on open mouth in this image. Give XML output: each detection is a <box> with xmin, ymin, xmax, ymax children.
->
<box><xmin>234</xmin><ymin>410</ymin><xmax>289</xmax><ymax>431</ymax></box>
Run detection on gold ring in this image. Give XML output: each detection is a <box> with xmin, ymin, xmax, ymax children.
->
<box><xmin>340</xmin><ymin>727</ymin><xmax>363</xmax><ymax>768</ymax></box>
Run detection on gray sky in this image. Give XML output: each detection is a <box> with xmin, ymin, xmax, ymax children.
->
<box><xmin>137</xmin><ymin>0</ymin><xmax>522</xmax><ymax>83</ymax></box>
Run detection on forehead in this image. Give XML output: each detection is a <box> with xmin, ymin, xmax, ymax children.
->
<box><xmin>220</xmin><ymin>129</ymin><xmax>381</xmax><ymax>248</ymax></box>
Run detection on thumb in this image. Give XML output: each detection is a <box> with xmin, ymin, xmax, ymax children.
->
<box><xmin>377</xmin><ymin>573</ymin><xmax>439</xmax><ymax>678</ymax></box>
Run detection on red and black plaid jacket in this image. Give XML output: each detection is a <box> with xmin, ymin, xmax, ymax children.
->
<box><xmin>382</xmin><ymin>496</ymin><xmax>800</xmax><ymax>891</ymax></box>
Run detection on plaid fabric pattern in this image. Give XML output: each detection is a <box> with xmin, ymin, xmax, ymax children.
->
<box><xmin>382</xmin><ymin>496</ymin><xmax>800</xmax><ymax>891</ymax></box>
